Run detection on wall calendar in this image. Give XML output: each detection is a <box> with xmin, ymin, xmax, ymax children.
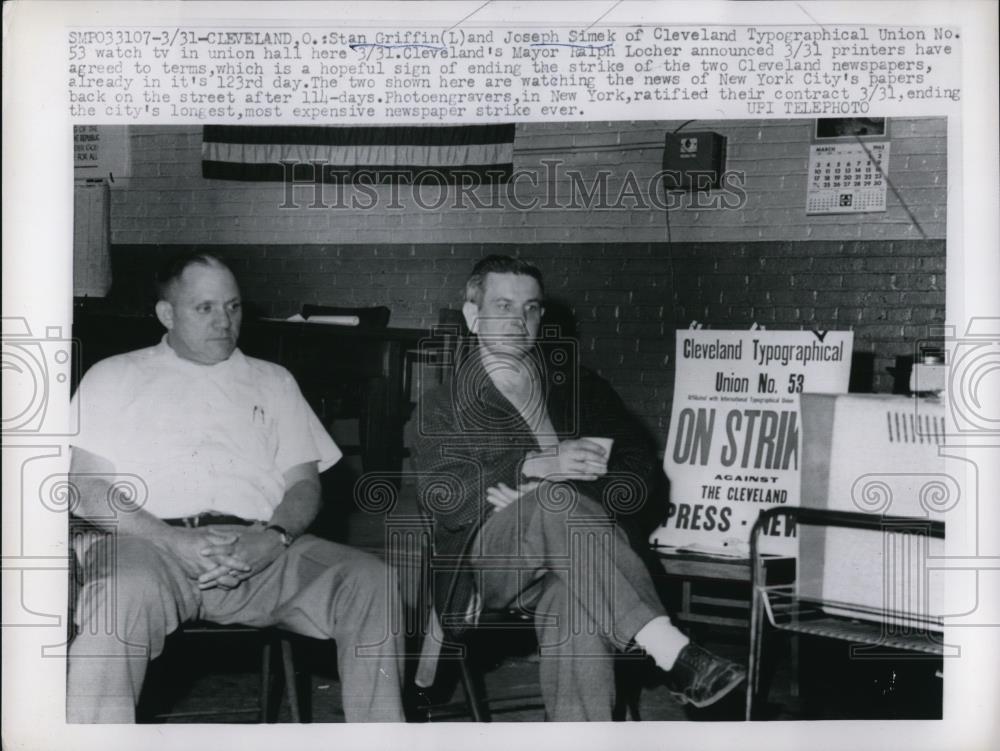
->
<box><xmin>806</xmin><ymin>142</ymin><xmax>889</xmax><ymax>214</ymax></box>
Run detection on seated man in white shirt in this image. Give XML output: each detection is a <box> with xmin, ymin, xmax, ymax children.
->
<box><xmin>67</xmin><ymin>252</ymin><xmax>403</xmax><ymax>723</ymax></box>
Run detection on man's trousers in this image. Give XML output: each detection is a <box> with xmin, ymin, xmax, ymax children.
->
<box><xmin>468</xmin><ymin>484</ymin><xmax>667</xmax><ymax>721</ymax></box>
<box><xmin>67</xmin><ymin>531</ymin><xmax>404</xmax><ymax>722</ymax></box>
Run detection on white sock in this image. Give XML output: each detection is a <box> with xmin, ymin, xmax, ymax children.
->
<box><xmin>633</xmin><ymin>616</ymin><xmax>690</xmax><ymax>672</ymax></box>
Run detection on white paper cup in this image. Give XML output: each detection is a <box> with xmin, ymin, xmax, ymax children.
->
<box><xmin>583</xmin><ymin>437</ymin><xmax>614</xmax><ymax>457</ymax></box>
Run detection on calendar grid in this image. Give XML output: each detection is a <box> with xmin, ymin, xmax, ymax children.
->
<box><xmin>806</xmin><ymin>142</ymin><xmax>890</xmax><ymax>215</ymax></box>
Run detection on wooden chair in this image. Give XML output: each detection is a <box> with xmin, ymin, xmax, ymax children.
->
<box><xmin>401</xmin><ymin>307</ymin><xmax>467</xmax><ymax>406</ymax></box>
<box><xmin>138</xmin><ymin>623</ymin><xmax>304</xmax><ymax>723</ymax></box>
<box><xmin>296</xmin><ymin>304</ymin><xmax>392</xmax><ymax>469</ymax></box>
<box><xmin>410</xmin><ymin>585</ymin><xmax>543</xmax><ymax>721</ymax></box>
<box><xmin>408</xmin><ymin>518</ymin><xmax>639</xmax><ymax>722</ymax></box>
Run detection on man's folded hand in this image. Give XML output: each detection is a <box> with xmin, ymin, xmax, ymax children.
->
<box><xmin>523</xmin><ymin>439</ymin><xmax>610</xmax><ymax>483</ymax></box>
<box><xmin>486</xmin><ymin>480</ymin><xmax>541</xmax><ymax>511</ymax></box>
<box><xmin>165</xmin><ymin>526</ymin><xmax>248</xmax><ymax>589</ymax></box>
<box><xmin>195</xmin><ymin>526</ymin><xmax>285</xmax><ymax>590</ymax></box>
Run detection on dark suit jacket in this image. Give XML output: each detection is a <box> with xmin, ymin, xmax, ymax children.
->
<box><xmin>413</xmin><ymin>340</ymin><xmax>660</xmax><ymax>634</ymax></box>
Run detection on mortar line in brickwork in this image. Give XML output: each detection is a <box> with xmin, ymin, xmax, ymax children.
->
<box><xmin>516</xmin><ymin>142</ymin><xmax>661</xmax><ymax>155</ymax></box>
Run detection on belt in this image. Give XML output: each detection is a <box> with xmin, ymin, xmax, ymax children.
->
<box><xmin>162</xmin><ymin>512</ymin><xmax>260</xmax><ymax>528</ymax></box>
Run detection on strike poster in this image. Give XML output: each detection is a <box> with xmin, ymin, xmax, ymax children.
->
<box><xmin>652</xmin><ymin>329</ymin><xmax>853</xmax><ymax>556</ymax></box>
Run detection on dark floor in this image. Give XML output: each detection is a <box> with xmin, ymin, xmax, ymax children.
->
<box><xmin>137</xmin><ymin>468</ymin><xmax>943</xmax><ymax>724</ymax></box>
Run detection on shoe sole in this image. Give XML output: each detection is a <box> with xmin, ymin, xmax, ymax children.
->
<box><xmin>669</xmin><ymin>672</ymin><xmax>747</xmax><ymax>709</ymax></box>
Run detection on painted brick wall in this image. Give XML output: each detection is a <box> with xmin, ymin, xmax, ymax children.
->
<box><xmin>110</xmin><ymin>118</ymin><xmax>945</xmax><ymax>245</ymax></box>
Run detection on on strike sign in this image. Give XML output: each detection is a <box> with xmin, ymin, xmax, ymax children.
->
<box><xmin>652</xmin><ymin>329</ymin><xmax>853</xmax><ymax>557</ymax></box>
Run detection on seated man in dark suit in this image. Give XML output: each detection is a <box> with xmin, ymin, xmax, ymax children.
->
<box><xmin>67</xmin><ymin>252</ymin><xmax>403</xmax><ymax>722</ymax></box>
<box><xmin>414</xmin><ymin>255</ymin><xmax>745</xmax><ymax>720</ymax></box>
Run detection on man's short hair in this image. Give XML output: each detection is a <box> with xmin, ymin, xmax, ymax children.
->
<box><xmin>465</xmin><ymin>255</ymin><xmax>545</xmax><ymax>306</ymax></box>
<box><xmin>155</xmin><ymin>252</ymin><xmax>231</xmax><ymax>302</ymax></box>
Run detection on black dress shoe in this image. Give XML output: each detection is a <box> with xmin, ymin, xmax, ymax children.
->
<box><xmin>663</xmin><ymin>643</ymin><xmax>747</xmax><ymax>708</ymax></box>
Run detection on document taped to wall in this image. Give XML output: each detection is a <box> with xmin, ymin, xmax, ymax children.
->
<box><xmin>652</xmin><ymin>329</ymin><xmax>853</xmax><ymax>557</ymax></box>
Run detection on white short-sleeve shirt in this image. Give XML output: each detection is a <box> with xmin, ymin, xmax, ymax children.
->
<box><xmin>70</xmin><ymin>338</ymin><xmax>342</xmax><ymax>520</ymax></box>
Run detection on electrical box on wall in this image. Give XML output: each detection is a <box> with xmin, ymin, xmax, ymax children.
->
<box><xmin>662</xmin><ymin>131</ymin><xmax>727</xmax><ymax>191</ymax></box>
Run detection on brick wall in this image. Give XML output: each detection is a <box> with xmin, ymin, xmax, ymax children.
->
<box><xmin>97</xmin><ymin>118</ymin><xmax>947</xmax><ymax>446</ymax></box>
<box><xmin>111</xmin><ymin>118</ymin><xmax>945</xmax><ymax>245</ymax></box>
<box><xmin>110</xmin><ymin>239</ymin><xmax>944</xmax><ymax>442</ymax></box>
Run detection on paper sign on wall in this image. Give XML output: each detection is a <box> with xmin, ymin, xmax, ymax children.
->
<box><xmin>74</xmin><ymin>125</ymin><xmax>130</xmax><ymax>180</ymax></box>
<box><xmin>651</xmin><ymin>329</ymin><xmax>853</xmax><ymax>557</ymax></box>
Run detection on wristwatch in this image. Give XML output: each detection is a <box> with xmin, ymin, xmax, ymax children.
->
<box><xmin>264</xmin><ymin>524</ymin><xmax>294</xmax><ymax>547</ymax></box>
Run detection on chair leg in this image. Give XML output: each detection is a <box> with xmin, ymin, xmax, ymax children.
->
<box><xmin>457</xmin><ymin>650</ymin><xmax>490</xmax><ymax>722</ymax></box>
<box><xmin>790</xmin><ymin>634</ymin><xmax>800</xmax><ymax>699</ymax></box>
<box><xmin>746</xmin><ymin>586</ymin><xmax>766</xmax><ymax>720</ymax></box>
<box><xmin>626</xmin><ymin>686</ymin><xmax>642</xmax><ymax>721</ymax></box>
<box><xmin>260</xmin><ymin>639</ymin><xmax>273</xmax><ymax>723</ymax></box>
<box><xmin>613</xmin><ymin>659</ymin><xmax>642</xmax><ymax>721</ymax></box>
<box><xmin>280</xmin><ymin>638</ymin><xmax>301</xmax><ymax>723</ymax></box>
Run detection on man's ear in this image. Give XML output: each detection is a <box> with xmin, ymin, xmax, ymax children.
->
<box><xmin>154</xmin><ymin>300</ymin><xmax>174</xmax><ymax>330</ymax></box>
<box><xmin>462</xmin><ymin>301</ymin><xmax>479</xmax><ymax>334</ymax></box>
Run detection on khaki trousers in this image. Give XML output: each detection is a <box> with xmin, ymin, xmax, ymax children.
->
<box><xmin>67</xmin><ymin>532</ymin><xmax>404</xmax><ymax>722</ymax></box>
